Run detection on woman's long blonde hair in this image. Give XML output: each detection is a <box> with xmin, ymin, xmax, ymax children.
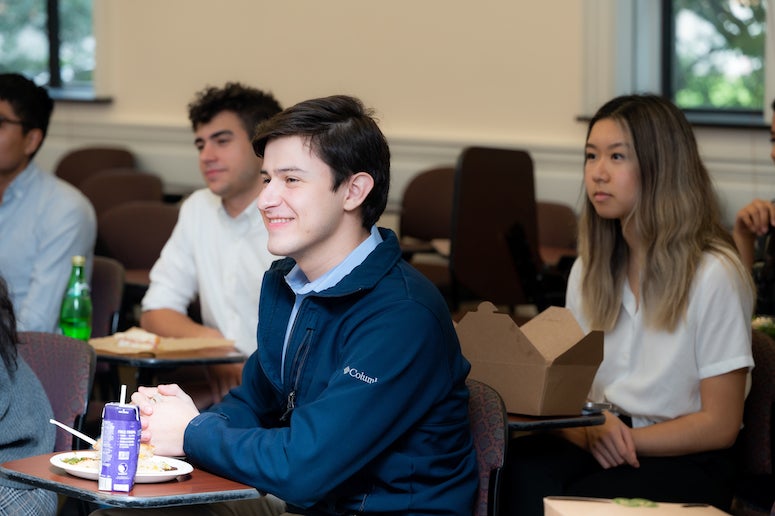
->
<box><xmin>579</xmin><ymin>94</ymin><xmax>753</xmax><ymax>331</ymax></box>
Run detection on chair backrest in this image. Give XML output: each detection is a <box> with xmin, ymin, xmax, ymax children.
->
<box><xmin>79</xmin><ymin>168</ymin><xmax>164</xmax><ymax>217</ymax></box>
<box><xmin>97</xmin><ymin>200</ymin><xmax>180</xmax><ymax>273</ymax></box>
<box><xmin>536</xmin><ymin>201</ymin><xmax>578</xmax><ymax>280</ymax></box>
<box><xmin>400</xmin><ymin>166</ymin><xmax>455</xmax><ymax>241</ymax></box>
<box><xmin>91</xmin><ymin>256</ymin><xmax>125</xmax><ymax>338</ymax></box>
<box><xmin>17</xmin><ymin>332</ymin><xmax>96</xmax><ymax>452</ymax></box>
<box><xmin>451</xmin><ymin>147</ymin><xmax>540</xmax><ymax>307</ymax></box>
<box><xmin>467</xmin><ymin>379</ymin><xmax>509</xmax><ymax>516</ymax></box>
<box><xmin>736</xmin><ymin>329</ymin><xmax>775</xmax><ymax>477</ymax></box>
<box><xmin>54</xmin><ymin>146</ymin><xmax>137</xmax><ymax>188</ymax></box>
<box><xmin>536</xmin><ymin>201</ymin><xmax>577</xmax><ymax>250</ymax></box>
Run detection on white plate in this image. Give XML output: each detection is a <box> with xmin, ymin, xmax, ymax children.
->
<box><xmin>50</xmin><ymin>451</ymin><xmax>193</xmax><ymax>483</ymax></box>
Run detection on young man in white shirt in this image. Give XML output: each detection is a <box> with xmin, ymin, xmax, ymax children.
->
<box><xmin>140</xmin><ymin>83</ymin><xmax>282</xmax><ymax>403</ymax></box>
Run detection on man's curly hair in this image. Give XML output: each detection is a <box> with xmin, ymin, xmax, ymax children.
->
<box><xmin>188</xmin><ymin>82</ymin><xmax>282</xmax><ymax>138</ymax></box>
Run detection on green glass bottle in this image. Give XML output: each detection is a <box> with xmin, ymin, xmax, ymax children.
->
<box><xmin>59</xmin><ymin>255</ymin><xmax>92</xmax><ymax>341</ymax></box>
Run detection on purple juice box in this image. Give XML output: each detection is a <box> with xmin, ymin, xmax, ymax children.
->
<box><xmin>98</xmin><ymin>402</ymin><xmax>141</xmax><ymax>492</ymax></box>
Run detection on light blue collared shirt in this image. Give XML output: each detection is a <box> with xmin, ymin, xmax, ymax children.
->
<box><xmin>280</xmin><ymin>225</ymin><xmax>383</xmax><ymax>381</ymax></box>
<box><xmin>0</xmin><ymin>162</ymin><xmax>96</xmax><ymax>332</ymax></box>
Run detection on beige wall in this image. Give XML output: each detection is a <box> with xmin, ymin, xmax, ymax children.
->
<box><xmin>37</xmin><ymin>0</ymin><xmax>773</xmax><ymax>225</ymax></box>
<box><xmin>85</xmin><ymin>1</ymin><xmax>585</xmax><ymax>144</ymax></box>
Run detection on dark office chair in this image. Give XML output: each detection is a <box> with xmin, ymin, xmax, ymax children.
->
<box><xmin>97</xmin><ymin>200</ymin><xmax>180</xmax><ymax>328</ymax></box>
<box><xmin>17</xmin><ymin>332</ymin><xmax>96</xmax><ymax>452</ymax></box>
<box><xmin>731</xmin><ymin>329</ymin><xmax>775</xmax><ymax>516</ymax></box>
<box><xmin>536</xmin><ymin>200</ymin><xmax>577</xmax><ymax>272</ymax></box>
<box><xmin>97</xmin><ymin>201</ymin><xmax>179</xmax><ymax>284</ymax></box>
<box><xmin>90</xmin><ymin>256</ymin><xmax>125</xmax><ymax>338</ymax></box>
<box><xmin>451</xmin><ymin>147</ymin><xmax>566</xmax><ymax>314</ymax></box>
<box><xmin>399</xmin><ymin>166</ymin><xmax>455</xmax><ymax>299</ymax></box>
<box><xmin>400</xmin><ymin>166</ymin><xmax>455</xmax><ymax>242</ymax></box>
<box><xmin>54</xmin><ymin>146</ymin><xmax>137</xmax><ymax>188</ymax></box>
<box><xmin>467</xmin><ymin>379</ymin><xmax>509</xmax><ymax>516</ymax></box>
<box><xmin>79</xmin><ymin>168</ymin><xmax>164</xmax><ymax>217</ymax></box>
<box><xmin>89</xmin><ymin>256</ymin><xmax>125</xmax><ymax>413</ymax></box>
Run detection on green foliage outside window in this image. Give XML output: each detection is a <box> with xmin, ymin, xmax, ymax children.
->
<box><xmin>670</xmin><ymin>0</ymin><xmax>766</xmax><ymax>111</ymax></box>
<box><xmin>0</xmin><ymin>0</ymin><xmax>93</xmax><ymax>87</ymax></box>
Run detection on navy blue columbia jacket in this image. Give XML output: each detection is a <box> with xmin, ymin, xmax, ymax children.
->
<box><xmin>183</xmin><ymin>228</ymin><xmax>478</xmax><ymax>515</ymax></box>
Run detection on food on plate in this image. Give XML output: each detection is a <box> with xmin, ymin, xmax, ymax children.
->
<box><xmin>61</xmin><ymin>455</ymin><xmax>99</xmax><ymax>466</ymax></box>
<box><xmin>140</xmin><ymin>457</ymin><xmax>178</xmax><ymax>473</ymax></box>
<box><xmin>112</xmin><ymin>327</ymin><xmax>160</xmax><ymax>350</ymax></box>
<box><xmin>62</xmin><ymin>440</ymin><xmax>179</xmax><ymax>473</ymax></box>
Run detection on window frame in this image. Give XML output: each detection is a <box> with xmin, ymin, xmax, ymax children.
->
<box><xmin>582</xmin><ymin>0</ymin><xmax>769</xmax><ymax>129</ymax></box>
<box><xmin>47</xmin><ymin>0</ymin><xmax>63</xmax><ymax>88</ymax></box>
<box><xmin>661</xmin><ymin>0</ymin><xmax>767</xmax><ymax>127</ymax></box>
<box><xmin>44</xmin><ymin>0</ymin><xmax>106</xmax><ymax>102</ymax></box>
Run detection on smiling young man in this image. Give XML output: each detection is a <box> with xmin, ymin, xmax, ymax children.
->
<box><xmin>0</xmin><ymin>73</ymin><xmax>96</xmax><ymax>333</ymax></box>
<box><xmin>120</xmin><ymin>95</ymin><xmax>478</xmax><ymax>516</ymax></box>
<box><xmin>140</xmin><ymin>83</ymin><xmax>282</xmax><ymax>403</ymax></box>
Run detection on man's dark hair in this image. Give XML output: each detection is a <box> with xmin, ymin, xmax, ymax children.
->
<box><xmin>188</xmin><ymin>82</ymin><xmax>282</xmax><ymax>138</ymax></box>
<box><xmin>253</xmin><ymin>95</ymin><xmax>390</xmax><ymax>229</ymax></box>
<box><xmin>0</xmin><ymin>73</ymin><xmax>54</xmax><ymax>159</ymax></box>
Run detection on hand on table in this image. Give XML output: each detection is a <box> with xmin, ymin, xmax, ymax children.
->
<box><xmin>205</xmin><ymin>362</ymin><xmax>244</xmax><ymax>403</ymax></box>
<box><xmin>585</xmin><ymin>411</ymin><xmax>639</xmax><ymax>469</ymax></box>
<box><xmin>133</xmin><ymin>384</ymin><xmax>199</xmax><ymax>457</ymax></box>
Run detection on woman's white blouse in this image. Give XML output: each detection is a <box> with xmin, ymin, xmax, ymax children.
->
<box><xmin>565</xmin><ymin>253</ymin><xmax>754</xmax><ymax>428</ymax></box>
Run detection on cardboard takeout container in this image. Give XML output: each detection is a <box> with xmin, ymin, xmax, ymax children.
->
<box><xmin>456</xmin><ymin>302</ymin><xmax>603</xmax><ymax>416</ymax></box>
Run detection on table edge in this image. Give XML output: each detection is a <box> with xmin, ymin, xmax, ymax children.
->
<box><xmin>0</xmin><ymin>459</ymin><xmax>260</xmax><ymax>508</ymax></box>
<box><xmin>508</xmin><ymin>413</ymin><xmax>606</xmax><ymax>431</ymax></box>
<box><xmin>96</xmin><ymin>353</ymin><xmax>246</xmax><ymax>368</ymax></box>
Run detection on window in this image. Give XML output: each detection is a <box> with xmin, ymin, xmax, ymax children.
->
<box><xmin>663</xmin><ymin>0</ymin><xmax>766</xmax><ymax>114</ymax></box>
<box><xmin>582</xmin><ymin>1</ymin><xmax>770</xmax><ymax>126</ymax></box>
<box><xmin>0</xmin><ymin>0</ymin><xmax>94</xmax><ymax>94</ymax></box>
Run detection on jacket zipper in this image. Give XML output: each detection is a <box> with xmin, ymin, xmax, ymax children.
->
<box><xmin>280</xmin><ymin>328</ymin><xmax>312</xmax><ymax>422</ymax></box>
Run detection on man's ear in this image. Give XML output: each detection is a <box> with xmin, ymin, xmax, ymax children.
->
<box><xmin>343</xmin><ymin>172</ymin><xmax>374</xmax><ymax>212</ymax></box>
<box><xmin>23</xmin><ymin>128</ymin><xmax>43</xmax><ymax>158</ymax></box>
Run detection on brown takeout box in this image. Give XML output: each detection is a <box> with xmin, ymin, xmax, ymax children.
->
<box><xmin>456</xmin><ymin>302</ymin><xmax>603</xmax><ymax>416</ymax></box>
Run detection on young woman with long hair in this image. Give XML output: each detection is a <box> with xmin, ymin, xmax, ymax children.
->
<box><xmin>502</xmin><ymin>94</ymin><xmax>754</xmax><ymax>515</ymax></box>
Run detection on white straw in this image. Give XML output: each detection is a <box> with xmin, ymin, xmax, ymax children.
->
<box><xmin>120</xmin><ymin>384</ymin><xmax>127</xmax><ymax>405</ymax></box>
<box><xmin>49</xmin><ymin>418</ymin><xmax>97</xmax><ymax>446</ymax></box>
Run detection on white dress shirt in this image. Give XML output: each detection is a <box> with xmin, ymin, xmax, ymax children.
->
<box><xmin>142</xmin><ymin>188</ymin><xmax>277</xmax><ymax>355</ymax></box>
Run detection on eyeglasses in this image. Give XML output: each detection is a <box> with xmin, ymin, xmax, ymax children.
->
<box><xmin>0</xmin><ymin>116</ymin><xmax>26</xmax><ymax>129</ymax></box>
